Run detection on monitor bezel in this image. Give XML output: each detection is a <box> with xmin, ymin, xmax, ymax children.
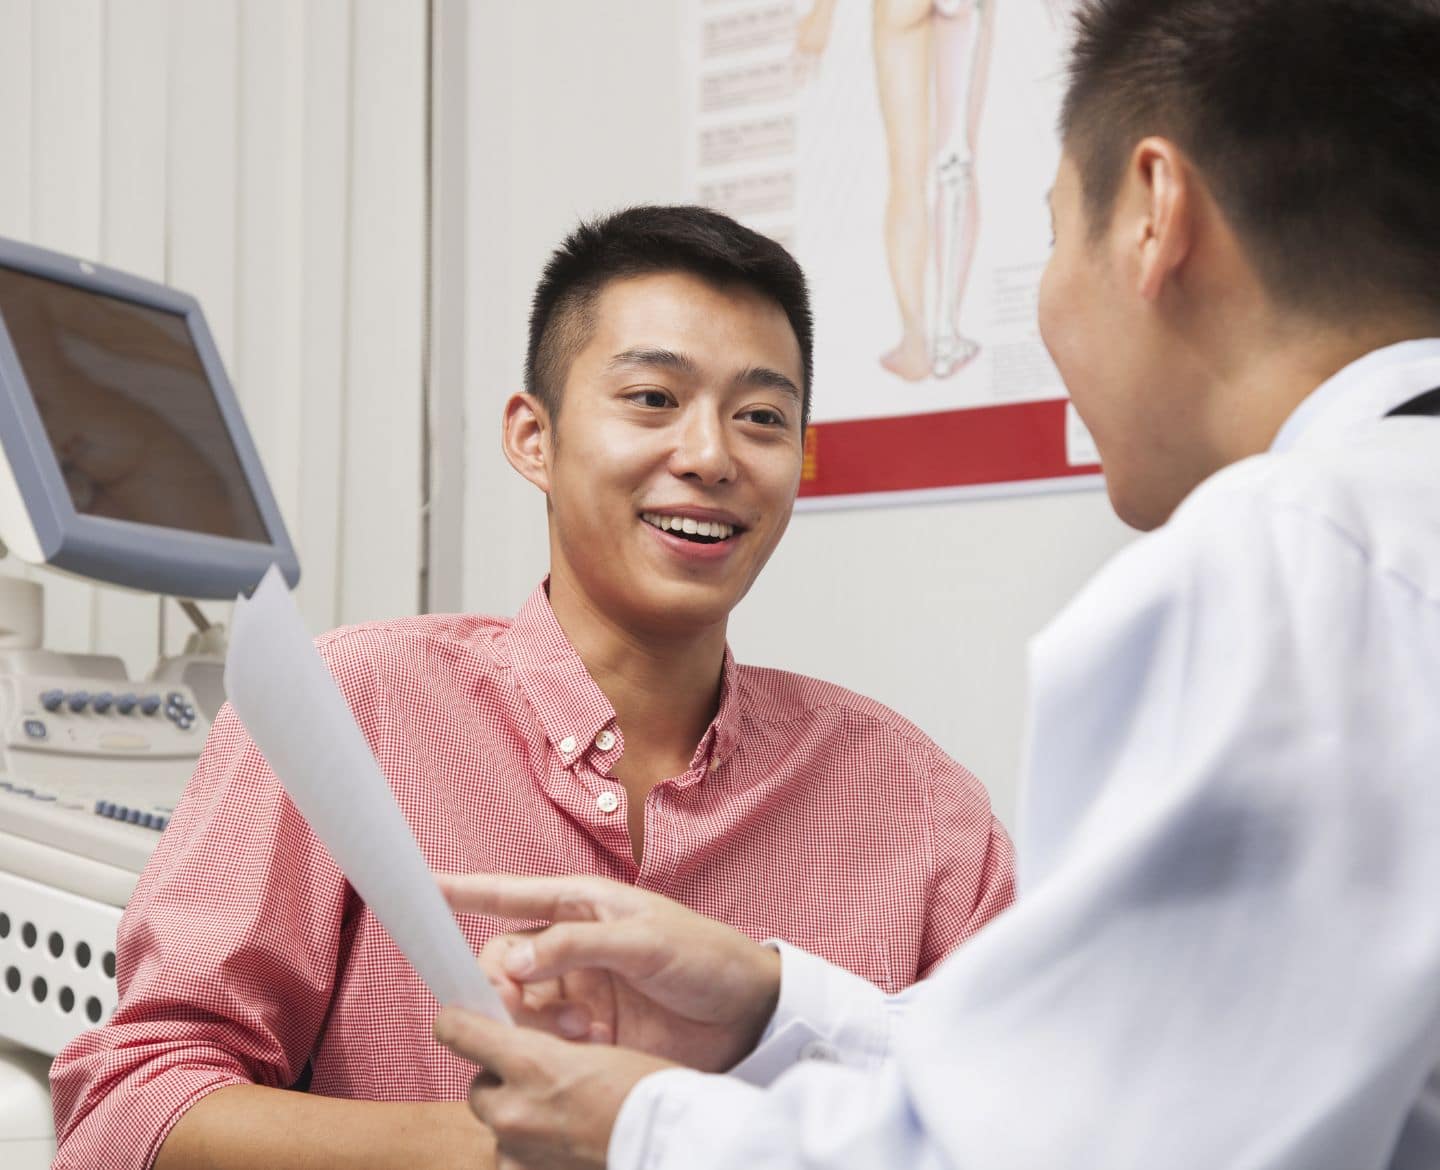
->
<box><xmin>0</xmin><ymin>237</ymin><xmax>300</xmax><ymax>600</ymax></box>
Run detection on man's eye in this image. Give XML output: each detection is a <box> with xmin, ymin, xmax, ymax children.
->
<box><xmin>741</xmin><ymin>407</ymin><xmax>786</xmax><ymax>427</ymax></box>
<box><xmin>629</xmin><ymin>389</ymin><xmax>672</xmax><ymax>408</ymax></box>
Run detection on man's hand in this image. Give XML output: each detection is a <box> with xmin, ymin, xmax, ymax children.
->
<box><xmin>433</xmin><ymin>1009</ymin><xmax>671</xmax><ymax>1170</ymax></box>
<box><xmin>439</xmin><ymin>873</ymin><xmax>781</xmax><ymax>1072</ymax></box>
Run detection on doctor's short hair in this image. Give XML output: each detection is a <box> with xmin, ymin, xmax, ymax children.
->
<box><xmin>525</xmin><ymin>205</ymin><xmax>813</xmax><ymax>427</ymax></box>
<box><xmin>1061</xmin><ymin>0</ymin><xmax>1440</xmax><ymax>320</ymax></box>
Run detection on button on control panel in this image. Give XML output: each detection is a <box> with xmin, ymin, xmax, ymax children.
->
<box><xmin>30</xmin><ymin>685</ymin><xmax>175</xmax><ymax>723</ymax></box>
<box><xmin>91</xmin><ymin>800</ymin><xmax>171</xmax><ymax>832</ymax></box>
<box><xmin>3</xmin><ymin>672</ymin><xmax>208</xmax><ymax>770</ymax></box>
<box><xmin>0</xmin><ymin>781</ymin><xmax>171</xmax><ymax>831</ymax></box>
<box><xmin>164</xmin><ymin>691</ymin><xmax>197</xmax><ymax>731</ymax></box>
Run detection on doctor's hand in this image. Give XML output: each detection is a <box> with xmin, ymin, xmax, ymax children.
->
<box><xmin>433</xmin><ymin>1009</ymin><xmax>672</xmax><ymax>1170</ymax></box>
<box><xmin>438</xmin><ymin>873</ymin><xmax>781</xmax><ymax>1073</ymax></box>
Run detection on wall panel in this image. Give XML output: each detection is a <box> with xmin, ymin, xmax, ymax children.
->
<box><xmin>0</xmin><ymin>0</ymin><xmax>428</xmax><ymax>683</ymax></box>
<box><xmin>0</xmin><ymin>0</ymin><xmax>32</xmax><ymax>239</ymax></box>
<box><xmin>29</xmin><ymin>0</ymin><xmax>103</xmax><ymax>657</ymax></box>
<box><xmin>339</xmin><ymin>0</ymin><xmax>427</xmax><ymax>624</ymax></box>
<box><xmin>237</xmin><ymin>0</ymin><xmax>304</xmax><ymax>538</ymax></box>
<box><xmin>297</xmin><ymin>0</ymin><xmax>353</xmax><ymax>634</ymax></box>
<box><xmin>162</xmin><ymin>0</ymin><xmax>240</xmax><ymax>653</ymax></box>
<box><xmin>95</xmin><ymin>0</ymin><xmax>170</xmax><ymax>677</ymax></box>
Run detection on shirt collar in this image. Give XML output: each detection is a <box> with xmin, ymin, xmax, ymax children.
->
<box><xmin>503</xmin><ymin>581</ymin><xmax>743</xmax><ymax>777</ymax></box>
<box><xmin>697</xmin><ymin>647</ymin><xmax>743</xmax><ymax>777</ymax></box>
<box><xmin>1271</xmin><ymin>338</ymin><xmax>1440</xmax><ymax>455</ymax></box>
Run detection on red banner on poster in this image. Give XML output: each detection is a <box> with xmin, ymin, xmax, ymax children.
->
<box><xmin>800</xmin><ymin>400</ymin><xmax>1100</xmax><ymax>501</ymax></box>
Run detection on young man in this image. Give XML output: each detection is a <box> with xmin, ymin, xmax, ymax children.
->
<box><xmin>430</xmin><ymin>3</ymin><xmax>1440</xmax><ymax>1168</ymax></box>
<box><xmin>47</xmin><ymin>207</ymin><xmax>1014</xmax><ymax>1169</ymax></box>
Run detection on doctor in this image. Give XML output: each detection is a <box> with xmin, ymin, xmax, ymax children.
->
<box><xmin>432</xmin><ymin>1</ymin><xmax>1440</xmax><ymax>1167</ymax></box>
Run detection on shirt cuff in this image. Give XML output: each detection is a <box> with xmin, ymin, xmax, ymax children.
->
<box><xmin>727</xmin><ymin>939</ymin><xmax>893</xmax><ymax>1087</ymax></box>
<box><xmin>609</xmin><ymin>1067</ymin><xmax>763</xmax><ymax>1170</ymax></box>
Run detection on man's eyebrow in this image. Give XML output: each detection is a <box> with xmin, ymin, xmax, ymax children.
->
<box><xmin>607</xmin><ymin>349</ymin><xmax>801</xmax><ymax>401</ymax></box>
<box><xmin>606</xmin><ymin>347</ymin><xmax>700</xmax><ymax>377</ymax></box>
<box><xmin>735</xmin><ymin>365</ymin><xmax>802</xmax><ymax>402</ymax></box>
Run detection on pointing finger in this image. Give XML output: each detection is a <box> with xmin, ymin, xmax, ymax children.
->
<box><xmin>438</xmin><ymin>872</ymin><xmax>631</xmax><ymax>923</ymax></box>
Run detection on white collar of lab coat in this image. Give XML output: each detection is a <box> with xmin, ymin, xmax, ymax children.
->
<box><xmin>1271</xmin><ymin>337</ymin><xmax>1440</xmax><ymax>455</ymax></box>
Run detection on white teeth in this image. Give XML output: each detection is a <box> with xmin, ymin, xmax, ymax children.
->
<box><xmin>641</xmin><ymin>512</ymin><xmax>736</xmax><ymax>540</ymax></box>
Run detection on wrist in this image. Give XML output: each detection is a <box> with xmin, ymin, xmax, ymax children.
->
<box><xmin>740</xmin><ymin>944</ymin><xmax>782</xmax><ymax>1054</ymax></box>
<box><xmin>432</xmin><ymin>1101</ymin><xmax>497</xmax><ymax>1165</ymax></box>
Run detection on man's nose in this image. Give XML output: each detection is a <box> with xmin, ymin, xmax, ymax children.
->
<box><xmin>669</xmin><ymin>410</ymin><xmax>738</xmax><ymax>485</ymax></box>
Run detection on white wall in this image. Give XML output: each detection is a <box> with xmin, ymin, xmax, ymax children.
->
<box><xmin>0</xmin><ymin>0</ymin><xmax>429</xmax><ymax>680</ymax></box>
<box><xmin>450</xmin><ymin>1</ymin><xmax>1135</xmax><ymax>827</ymax></box>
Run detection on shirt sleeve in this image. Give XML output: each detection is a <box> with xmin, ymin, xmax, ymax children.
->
<box><xmin>726</xmin><ymin>941</ymin><xmax>896</xmax><ymax>1087</ymax></box>
<box><xmin>48</xmin><ymin>703</ymin><xmax>354</xmax><ymax>1170</ymax></box>
<box><xmin>609</xmin><ymin>489</ymin><xmax>1440</xmax><ymax>1170</ymax></box>
<box><xmin>918</xmin><ymin>751</ymin><xmax>1015</xmax><ymax>977</ymax></box>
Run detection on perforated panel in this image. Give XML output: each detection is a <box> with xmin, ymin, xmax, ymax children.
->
<box><xmin>0</xmin><ymin>870</ymin><xmax>121</xmax><ymax>1056</ymax></box>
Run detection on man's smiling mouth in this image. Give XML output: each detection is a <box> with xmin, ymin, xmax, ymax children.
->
<box><xmin>641</xmin><ymin>512</ymin><xmax>739</xmax><ymax>544</ymax></box>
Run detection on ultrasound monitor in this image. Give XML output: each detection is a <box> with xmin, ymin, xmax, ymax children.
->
<box><xmin>0</xmin><ymin>237</ymin><xmax>299</xmax><ymax>599</ymax></box>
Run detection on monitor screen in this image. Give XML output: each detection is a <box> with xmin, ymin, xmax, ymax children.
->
<box><xmin>0</xmin><ymin>265</ymin><xmax>270</xmax><ymax>544</ymax></box>
<box><xmin>0</xmin><ymin>236</ymin><xmax>298</xmax><ymax>600</ymax></box>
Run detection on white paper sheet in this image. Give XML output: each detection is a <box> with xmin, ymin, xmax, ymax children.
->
<box><xmin>224</xmin><ymin>564</ymin><xmax>510</xmax><ymax>1022</ymax></box>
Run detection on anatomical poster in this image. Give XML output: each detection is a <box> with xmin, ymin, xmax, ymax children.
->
<box><xmin>685</xmin><ymin>0</ymin><xmax>1103</xmax><ymax>508</ymax></box>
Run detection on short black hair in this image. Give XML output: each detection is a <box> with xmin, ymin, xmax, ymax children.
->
<box><xmin>525</xmin><ymin>205</ymin><xmax>814</xmax><ymax>426</ymax></box>
<box><xmin>1061</xmin><ymin>0</ymin><xmax>1440</xmax><ymax>320</ymax></box>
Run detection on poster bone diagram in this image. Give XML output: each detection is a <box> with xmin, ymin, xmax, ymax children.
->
<box><xmin>687</xmin><ymin>0</ymin><xmax>1100</xmax><ymax>508</ymax></box>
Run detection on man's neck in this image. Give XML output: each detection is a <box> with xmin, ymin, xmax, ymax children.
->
<box><xmin>1200</xmin><ymin>314</ymin><xmax>1440</xmax><ymax>473</ymax></box>
<box><xmin>545</xmin><ymin>574</ymin><xmax>727</xmax><ymax>779</ymax></box>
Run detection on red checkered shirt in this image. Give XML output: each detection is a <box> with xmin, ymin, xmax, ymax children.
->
<box><xmin>50</xmin><ymin>583</ymin><xmax>1014</xmax><ymax>1169</ymax></box>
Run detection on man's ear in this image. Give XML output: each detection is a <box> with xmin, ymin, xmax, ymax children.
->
<box><xmin>502</xmin><ymin>392</ymin><xmax>552</xmax><ymax>494</ymax></box>
<box><xmin>1125</xmin><ymin>136</ymin><xmax>1196</xmax><ymax>302</ymax></box>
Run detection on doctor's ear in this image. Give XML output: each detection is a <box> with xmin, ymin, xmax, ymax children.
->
<box><xmin>1126</xmin><ymin>137</ymin><xmax>1198</xmax><ymax>302</ymax></box>
<box><xmin>502</xmin><ymin>392</ymin><xmax>552</xmax><ymax>493</ymax></box>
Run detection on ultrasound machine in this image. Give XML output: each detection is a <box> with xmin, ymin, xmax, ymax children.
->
<box><xmin>0</xmin><ymin>237</ymin><xmax>299</xmax><ymax>1164</ymax></box>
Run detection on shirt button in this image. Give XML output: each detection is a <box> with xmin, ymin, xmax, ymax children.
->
<box><xmin>596</xmin><ymin>791</ymin><xmax>620</xmax><ymax>814</ymax></box>
<box><xmin>595</xmin><ymin>729</ymin><xmax>616</xmax><ymax>752</ymax></box>
<box><xmin>558</xmin><ymin>735</ymin><xmax>577</xmax><ymax>754</ymax></box>
<box><xmin>799</xmin><ymin>1039</ymin><xmax>840</xmax><ymax>1063</ymax></box>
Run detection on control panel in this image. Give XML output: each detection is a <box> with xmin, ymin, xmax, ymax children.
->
<box><xmin>0</xmin><ymin>672</ymin><xmax>206</xmax><ymax>891</ymax></box>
